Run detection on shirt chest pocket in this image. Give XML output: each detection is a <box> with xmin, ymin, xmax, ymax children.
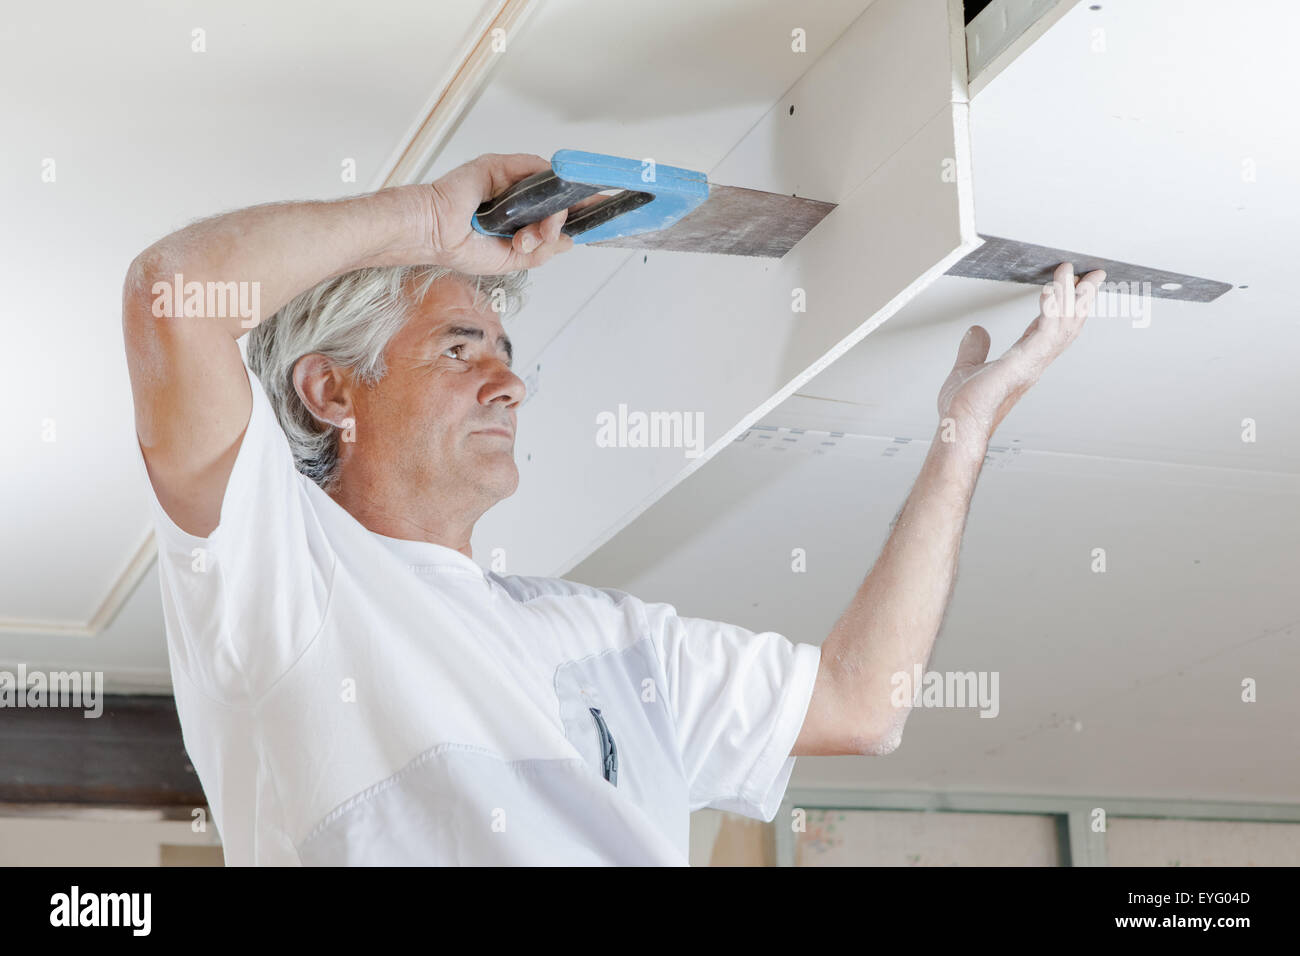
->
<box><xmin>552</xmin><ymin>641</ymin><xmax>687</xmax><ymax>811</ymax></box>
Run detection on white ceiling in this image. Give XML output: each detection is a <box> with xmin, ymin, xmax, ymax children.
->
<box><xmin>3</xmin><ymin>0</ymin><xmax>1296</xmax><ymax>804</ymax></box>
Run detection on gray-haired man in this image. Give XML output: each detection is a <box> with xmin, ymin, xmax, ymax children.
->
<box><xmin>123</xmin><ymin>152</ymin><xmax>1103</xmax><ymax>864</ymax></box>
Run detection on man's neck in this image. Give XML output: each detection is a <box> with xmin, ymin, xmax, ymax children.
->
<box><xmin>327</xmin><ymin>483</ymin><xmax>478</xmax><ymax>560</ymax></box>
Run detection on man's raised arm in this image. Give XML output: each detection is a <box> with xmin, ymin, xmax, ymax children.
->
<box><xmin>794</xmin><ymin>263</ymin><xmax>1106</xmax><ymax>756</ymax></box>
<box><xmin>121</xmin><ymin>153</ymin><xmax>573</xmax><ymax>538</ymax></box>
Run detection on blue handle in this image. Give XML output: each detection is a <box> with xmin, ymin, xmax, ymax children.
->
<box><xmin>471</xmin><ymin>149</ymin><xmax>708</xmax><ymax>245</ymax></box>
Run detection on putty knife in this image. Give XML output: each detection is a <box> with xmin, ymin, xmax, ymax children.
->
<box><xmin>471</xmin><ymin>148</ymin><xmax>837</xmax><ymax>259</ymax></box>
<box><xmin>947</xmin><ymin>234</ymin><xmax>1234</xmax><ymax>302</ymax></box>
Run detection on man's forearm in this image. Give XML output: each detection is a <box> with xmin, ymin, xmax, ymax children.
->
<box><xmin>824</xmin><ymin>419</ymin><xmax>989</xmax><ymax>753</ymax></box>
<box><xmin>125</xmin><ymin>185</ymin><xmax>433</xmax><ymax>338</ymax></box>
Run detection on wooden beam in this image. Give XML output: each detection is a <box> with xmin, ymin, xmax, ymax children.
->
<box><xmin>0</xmin><ymin>694</ymin><xmax>206</xmax><ymax>810</ymax></box>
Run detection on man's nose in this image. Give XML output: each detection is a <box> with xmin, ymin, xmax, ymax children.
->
<box><xmin>481</xmin><ymin>358</ymin><xmax>525</xmax><ymax>404</ymax></box>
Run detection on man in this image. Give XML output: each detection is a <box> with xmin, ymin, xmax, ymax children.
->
<box><xmin>123</xmin><ymin>152</ymin><xmax>1104</xmax><ymax>865</ymax></box>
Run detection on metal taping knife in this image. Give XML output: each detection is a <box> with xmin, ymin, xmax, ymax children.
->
<box><xmin>471</xmin><ymin>148</ymin><xmax>837</xmax><ymax>259</ymax></box>
<box><xmin>946</xmin><ymin>234</ymin><xmax>1234</xmax><ymax>303</ymax></box>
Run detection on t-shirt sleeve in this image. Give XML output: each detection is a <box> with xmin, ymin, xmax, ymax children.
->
<box><xmin>131</xmin><ymin>362</ymin><xmax>335</xmax><ymax>703</ymax></box>
<box><xmin>640</xmin><ymin>598</ymin><xmax>821</xmax><ymax>822</ymax></box>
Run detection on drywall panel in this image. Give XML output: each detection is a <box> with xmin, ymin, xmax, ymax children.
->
<box><xmin>473</xmin><ymin>0</ymin><xmax>979</xmax><ymax>575</ymax></box>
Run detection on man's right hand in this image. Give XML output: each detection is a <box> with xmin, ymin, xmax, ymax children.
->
<box><xmin>425</xmin><ymin>153</ymin><xmax>576</xmax><ymax>275</ymax></box>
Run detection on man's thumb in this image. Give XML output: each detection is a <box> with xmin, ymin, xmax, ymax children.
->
<box><xmin>955</xmin><ymin>326</ymin><xmax>991</xmax><ymax>368</ymax></box>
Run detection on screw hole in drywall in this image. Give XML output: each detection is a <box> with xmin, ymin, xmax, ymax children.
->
<box><xmin>1238</xmin><ymin>285</ymin><xmax>1248</xmax><ymax>289</ymax></box>
<box><xmin>789</xmin><ymin>105</ymin><xmax>795</xmax><ymax>115</ymax></box>
<box><xmin>1089</xmin><ymin>4</ymin><xmax>1101</xmax><ymax>9</ymax></box>
<box><xmin>643</xmin><ymin>255</ymin><xmax>647</xmax><ymax>263</ymax></box>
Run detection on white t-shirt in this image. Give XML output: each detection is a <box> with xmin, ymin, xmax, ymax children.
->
<box><xmin>132</xmin><ymin>364</ymin><xmax>821</xmax><ymax>865</ymax></box>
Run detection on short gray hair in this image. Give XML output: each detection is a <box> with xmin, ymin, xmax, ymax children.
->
<box><xmin>245</xmin><ymin>265</ymin><xmax>529</xmax><ymax>492</ymax></box>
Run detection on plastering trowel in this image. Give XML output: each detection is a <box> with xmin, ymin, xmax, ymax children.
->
<box><xmin>471</xmin><ymin>148</ymin><xmax>836</xmax><ymax>259</ymax></box>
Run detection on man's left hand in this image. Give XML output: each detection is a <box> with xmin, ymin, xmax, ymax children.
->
<box><xmin>937</xmin><ymin>261</ymin><xmax>1106</xmax><ymax>440</ymax></box>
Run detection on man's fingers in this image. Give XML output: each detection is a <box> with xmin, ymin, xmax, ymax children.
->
<box><xmin>1064</xmin><ymin>269</ymin><xmax>1105</xmax><ymax>321</ymax></box>
<box><xmin>519</xmin><ymin>233</ymin><xmax>575</xmax><ymax>268</ymax></box>
<box><xmin>1075</xmin><ymin>282</ymin><xmax>1095</xmax><ymax>318</ymax></box>
<box><xmin>513</xmin><ymin>229</ymin><xmax>536</xmax><ymax>254</ymax></box>
<box><xmin>543</xmin><ymin>207</ymin><xmax>568</xmax><ymax>243</ymax></box>
<box><xmin>510</xmin><ymin>225</ymin><xmax>575</xmax><ymax>267</ymax></box>
<box><xmin>1079</xmin><ymin>268</ymin><xmax>1106</xmax><ymax>293</ymax></box>
<box><xmin>512</xmin><ymin>221</ymin><xmax>545</xmax><ymax>254</ymax></box>
<box><xmin>1074</xmin><ymin>269</ymin><xmax>1105</xmax><ymax>318</ymax></box>
<box><xmin>482</xmin><ymin>152</ymin><xmax>552</xmax><ymax>197</ymax></box>
<box><xmin>433</xmin><ymin>152</ymin><xmax>580</xmax><ymax>273</ymax></box>
<box><xmin>512</xmin><ymin>210</ymin><xmax>568</xmax><ymax>256</ymax></box>
<box><xmin>1042</xmin><ymin>261</ymin><xmax>1093</xmax><ymax>322</ymax></box>
<box><xmin>1040</xmin><ymin>281</ymin><xmax>1060</xmax><ymax>320</ymax></box>
<box><xmin>1056</xmin><ymin>261</ymin><xmax>1076</xmax><ymax>320</ymax></box>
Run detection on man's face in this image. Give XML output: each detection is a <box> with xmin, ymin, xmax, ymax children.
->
<box><xmin>348</xmin><ymin>275</ymin><xmax>525</xmax><ymax>512</ymax></box>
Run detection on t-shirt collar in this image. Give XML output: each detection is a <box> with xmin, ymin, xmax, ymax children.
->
<box><xmin>370</xmin><ymin>530</ymin><xmax>484</xmax><ymax>574</ymax></box>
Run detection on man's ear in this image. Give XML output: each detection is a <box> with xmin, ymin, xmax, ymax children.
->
<box><xmin>293</xmin><ymin>353</ymin><xmax>354</xmax><ymax>429</ymax></box>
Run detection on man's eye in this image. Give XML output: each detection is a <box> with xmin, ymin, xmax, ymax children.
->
<box><xmin>443</xmin><ymin>344</ymin><xmax>467</xmax><ymax>361</ymax></box>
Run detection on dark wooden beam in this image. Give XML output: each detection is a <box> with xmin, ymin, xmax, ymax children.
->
<box><xmin>0</xmin><ymin>694</ymin><xmax>207</xmax><ymax>810</ymax></box>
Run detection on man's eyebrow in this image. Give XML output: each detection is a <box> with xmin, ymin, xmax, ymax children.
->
<box><xmin>437</xmin><ymin>325</ymin><xmax>513</xmax><ymax>366</ymax></box>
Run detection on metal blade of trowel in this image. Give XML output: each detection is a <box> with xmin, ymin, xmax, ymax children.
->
<box><xmin>585</xmin><ymin>184</ymin><xmax>836</xmax><ymax>259</ymax></box>
<box><xmin>470</xmin><ymin>149</ymin><xmax>836</xmax><ymax>260</ymax></box>
<box><xmin>947</xmin><ymin>234</ymin><xmax>1234</xmax><ymax>302</ymax></box>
